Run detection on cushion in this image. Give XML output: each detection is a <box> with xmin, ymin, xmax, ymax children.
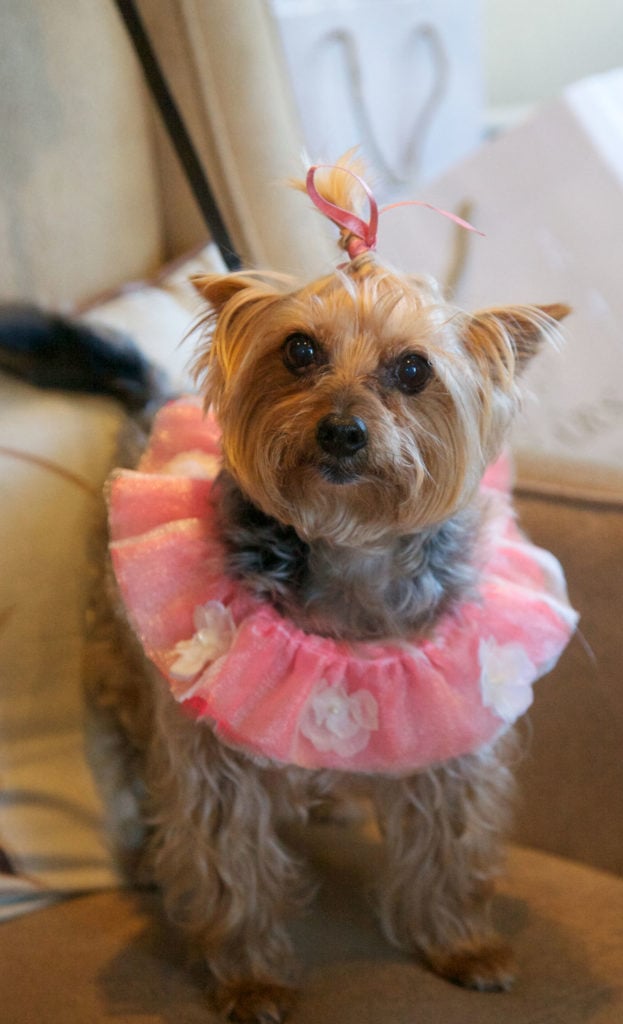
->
<box><xmin>0</xmin><ymin>379</ymin><xmax>125</xmax><ymax>918</ymax></box>
<box><xmin>0</xmin><ymin>246</ymin><xmax>223</xmax><ymax>919</ymax></box>
<box><xmin>0</xmin><ymin>831</ymin><xmax>622</xmax><ymax>1023</ymax></box>
<box><xmin>513</xmin><ymin>494</ymin><xmax>623</xmax><ymax>876</ymax></box>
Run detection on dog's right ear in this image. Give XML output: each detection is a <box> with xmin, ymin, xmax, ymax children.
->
<box><xmin>192</xmin><ymin>273</ymin><xmax>263</xmax><ymax>314</ymax></box>
<box><xmin>191</xmin><ymin>273</ymin><xmax>286</xmax><ymax>406</ymax></box>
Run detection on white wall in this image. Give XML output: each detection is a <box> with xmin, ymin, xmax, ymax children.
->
<box><xmin>485</xmin><ymin>0</ymin><xmax>623</xmax><ymax>110</ymax></box>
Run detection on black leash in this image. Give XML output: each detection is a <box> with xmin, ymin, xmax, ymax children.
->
<box><xmin>113</xmin><ymin>0</ymin><xmax>242</xmax><ymax>271</ymax></box>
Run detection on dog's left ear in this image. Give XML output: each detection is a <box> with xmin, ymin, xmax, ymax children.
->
<box><xmin>465</xmin><ymin>303</ymin><xmax>570</xmax><ymax>378</ymax></box>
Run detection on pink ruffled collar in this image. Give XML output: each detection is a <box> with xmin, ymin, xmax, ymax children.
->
<box><xmin>108</xmin><ymin>398</ymin><xmax>578</xmax><ymax>775</ymax></box>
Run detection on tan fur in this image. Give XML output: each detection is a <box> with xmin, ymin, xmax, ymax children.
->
<box><xmin>89</xmin><ymin>158</ymin><xmax>568</xmax><ymax>1022</ymax></box>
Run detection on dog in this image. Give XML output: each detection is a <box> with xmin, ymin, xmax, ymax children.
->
<box><xmin>89</xmin><ymin>156</ymin><xmax>576</xmax><ymax>1023</ymax></box>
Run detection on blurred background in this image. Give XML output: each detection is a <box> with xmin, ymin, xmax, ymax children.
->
<box><xmin>485</xmin><ymin>0</ymin><xmax>623</xmax><ymax>119</ymax></box>
<box><xmin>271</xmin><ymin>0</ymin><xmax>623</xmax><ymax>197</ymax></box>
<box><xmin>2</xmin><ymin>0</ymin><xmax>623</xmax><ymax>303</ymax></box>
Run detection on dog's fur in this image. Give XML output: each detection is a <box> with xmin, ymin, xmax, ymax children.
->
<box><xmin>88</xmin><ymin>159</ymin><xmax>568</xmax><ymax>1023</ymax></box>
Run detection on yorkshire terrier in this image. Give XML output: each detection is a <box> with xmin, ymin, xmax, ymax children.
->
<box><xmin>90</xmin><ymin>157</ymin><xmax>575</xmax><ymax>1023</ymax></box>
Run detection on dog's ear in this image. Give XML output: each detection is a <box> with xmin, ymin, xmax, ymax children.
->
<box><xmin>192</xmin><ymin>273</ymin><xmax>265</xmax><ymax>314</ymax></box>
<box><xmin>191</xmin><ymin>273</ymin><xmax>286</xmax><ymax>406</ymax></box>
<box><xmin>465</xmin><ymin>303</ymin><xmax>570</xmax><ymax>380</ymax></box>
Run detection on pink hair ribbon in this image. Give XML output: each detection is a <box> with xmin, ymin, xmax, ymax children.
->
<box><xmin>306</xmin><ymin>164</ymin><xmax>484</xmax><ymax>261</ymax></box>
<box><xmin>306</xmin><ymin>165</ymin><xmax>378</xmax><ymax>259</ymax></box>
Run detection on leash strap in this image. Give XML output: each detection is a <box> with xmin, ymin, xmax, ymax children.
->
<box><xmin>113</xmin><ymin>0</ymin><xmax>241</xmax><ymax>271</ymax></box>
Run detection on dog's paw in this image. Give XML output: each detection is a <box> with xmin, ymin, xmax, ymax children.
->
<box><xmin>215</xmin><ymin>980</ymin><xmax>297</xmax><ymax>1023</ymax></box>
<box><xmin>426</xmin><ymin>937</ymin><xmax>516</xmax><ymax>992</ymax></box>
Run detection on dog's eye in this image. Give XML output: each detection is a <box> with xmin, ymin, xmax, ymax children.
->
<box><xmin>282</xmin><ymin>333</ymin><xmax>322</xmax><ymax>373</ymax></box>
<box><xmin>394</xmin><ymin>352</ymin><xmax>432</xmax><ymax>394</ymax></box>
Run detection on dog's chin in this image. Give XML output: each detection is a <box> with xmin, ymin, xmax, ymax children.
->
<box><xmin>286</xmin><ymin>461</ymin><xmax>405</xmax><ymax>546</ymax></box>
<box><xmin>318</xmin><ymin>459</ymin><xmax>360</xmax><ymax>486</ymax></box>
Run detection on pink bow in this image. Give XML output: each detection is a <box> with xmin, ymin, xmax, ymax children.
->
<box><xmin>306</xmin><ymin>164</ymin><xmax>483</xmax><ymax>260</ymax></box>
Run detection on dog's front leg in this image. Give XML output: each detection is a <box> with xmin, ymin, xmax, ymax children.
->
<box><xmin>373</xmin><ymin>739</ymin><xmax>516</xmax><ymax>992</ymax></box>
<box><xmin>146</xmin><ymin>684</ymin><xmax>302</xmax><ymax>1022</ymax></box>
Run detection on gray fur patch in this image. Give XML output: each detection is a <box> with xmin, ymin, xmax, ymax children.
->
<box><xmin>215</xmin><ymin>471</ymin><xmax>481</xmax><ymax>641</ymax></box>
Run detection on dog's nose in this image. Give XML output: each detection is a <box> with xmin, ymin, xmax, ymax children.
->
<box><xmin>316</xmin><ymin>414</ymin><xmax>368</xmax><ymax>458</ymax></box>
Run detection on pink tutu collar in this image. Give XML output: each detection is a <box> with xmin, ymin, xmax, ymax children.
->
<box><xmin>108</xmin><ymin>398</ymin><xmax>578</xmax><ymax>775</ymax></box>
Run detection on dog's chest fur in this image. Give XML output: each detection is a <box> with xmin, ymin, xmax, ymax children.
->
<box><xmin>215</xmin><ymin>471</ymin><xmax>482</xmax><ymax>641</ymax></box>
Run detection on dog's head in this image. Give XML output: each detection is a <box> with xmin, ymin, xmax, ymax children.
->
<box><xmin>193</xmin><ymin>165</ymin><xmax>567</xmax><ymax>546</ymax></box>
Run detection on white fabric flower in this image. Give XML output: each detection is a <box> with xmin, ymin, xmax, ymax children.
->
<box><xmin>170</xmin><ymin>601</ymin><xmax>235</xmax><ymax>681</ymax></box>
<box><xmin>161</xmin><ymin>450</ymin><xmax>220</xmax><ymax>479</ymax></box>
<box><xmin>479</xmin><ymin>638</ymin><xmax>536</xmax><ymax>724</ymax></box>
<box><xmin>300</xmin><ymin>681</ymin><xmax>379</xmax><ymax>758</ymax></box>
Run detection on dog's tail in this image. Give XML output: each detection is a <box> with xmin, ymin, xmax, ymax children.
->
<box><xmin>0</xmin><ymin>303</ymin><xmax>169</xmax><ymax>413</ymax></box>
